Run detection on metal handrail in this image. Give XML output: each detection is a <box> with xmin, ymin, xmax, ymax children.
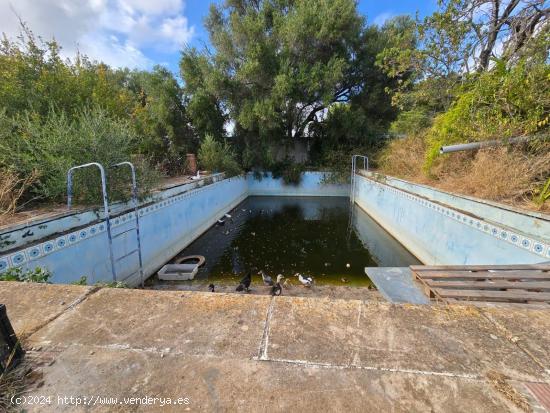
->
<box><xmin>112</xmin><ymin>162</ymin><xmax>144</xmax><ymax>287</ymax></box>
<box><xmin>350</xmin><ymin>155</ymin><xmax>368</xmax><ymax>205</ymax></box>
<box><xmin>67</xmin><ymin>162</ymin><xmax>116</xmax><ymax>281</ymax></box>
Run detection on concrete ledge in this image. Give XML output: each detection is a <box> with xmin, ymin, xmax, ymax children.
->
<box><xmin>0</xmin><ymin>281</ymin><xmax>94</xmax><ymax>336</ymax></box>
<box><xmin>365</xmin><ymin>267</ymin><xmax>429</xmax><ymax>304</ymax></box>
<box><xmin>2</xmin><ymin>283</ymin><xmax>548</xmax><ymax>412</ymax></box>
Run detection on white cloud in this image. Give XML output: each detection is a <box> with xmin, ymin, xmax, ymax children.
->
<box><xmin>373</xmin><ymin>11</ymin><xmax>395</xmax><ymax>27</ymax></box>
<box><xmin>0</xmin><ymin>0</ymin><xmax>195</xmax><ymax>68</ymax></box>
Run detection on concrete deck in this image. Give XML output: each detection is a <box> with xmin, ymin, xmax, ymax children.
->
<box><xmin>1</xmin><ymin>281</ymin><xmax>550</xmax><ymax>412</ymax></box>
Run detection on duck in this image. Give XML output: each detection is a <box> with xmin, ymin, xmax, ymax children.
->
<box><xmin>208</xmin><ymin>283</ymin><xmax>215</xmax><ymax>292</ymax></box>
<box><xmin>296</xmin><ymin>273</ymin><xmax>313</xmax><ymax>287</ymax></box>
<box><xmin>236</xmin><ymin>271</ymin><xmax>252</xmax><ymax>292</ymax></box>
<box><xmin>271</xmin><ymin>274</ymin><xmax>284</xmax><ymax>296</ymax></box>
<box><xmin>258</xmin><ymin>270</ymin><xmax>273</xmax><ymax>286</ymax></box>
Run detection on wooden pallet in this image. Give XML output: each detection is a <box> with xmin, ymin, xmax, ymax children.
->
<box><xmin>410</xmin><ymin>265</ymin><xmax>550</xmax><ymax>304</ymax></box>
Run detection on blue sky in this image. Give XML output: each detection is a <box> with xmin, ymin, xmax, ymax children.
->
<box><xmin>0</xmin><ymin>0</ymin><xmax>437</xmax><ymax>75</ymax></box>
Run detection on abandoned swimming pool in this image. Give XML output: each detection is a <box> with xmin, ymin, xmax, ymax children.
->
<box><xmin>0</xmin><ymin>171</ymin><xmax>547</xmax><ymax>288</ymax></box>
<box><xmin>151</xmin><ymin>196</ymin><xmax>420</xmax><ymax>289</ymax></box>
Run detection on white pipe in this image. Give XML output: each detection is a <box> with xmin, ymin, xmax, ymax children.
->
<box><xmin>439</xmin><ymin>135</ymin><xmax>537</xmax><ymax>154</ymax></box>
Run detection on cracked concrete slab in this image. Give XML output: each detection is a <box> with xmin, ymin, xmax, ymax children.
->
<box><xmin>0</xmin><ymin>281</ymin><xmax>94</xmax><ymax>336</ymax></box>
<box><xmin>3</xmin><ymin>284</ymin><xmax>550</xmax><ymax>412</ymax></box>
<box><xmin>25</xmin><ymin>346</ymin><xmax>522</xmax><ymax>413</ymax></box>
<box><xmin>29</xmin><ymin>288</ymin><xmax>271</xmax><ymax>359</ymax></box>
<box><xmin>266</xmin><ymin>297</ymin><xmax>548</xmax><ymax>382</ymax></box>
<box><xmin>480</xmin><ymin>307</ymin><xmax>550</xmax><ymax>372</ymax></box>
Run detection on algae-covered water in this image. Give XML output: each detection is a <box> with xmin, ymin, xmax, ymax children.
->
<box><xmin>152</xmin><ymin>196</ymin><xmax>419</xmax><ymax>288</ymax></box>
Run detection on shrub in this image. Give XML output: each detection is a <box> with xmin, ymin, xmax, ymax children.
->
<box><xmin>0</xmin><ymin>107</ymin><xmax>160</xmax><ymax>206</ymax></box>
<box><xmin>377</xmin><ymin>135</ymin><xmax>427</xmax><ymax>179</ymax></box>
<box><xmin>198</xmin><ymin>134</ymin><xmax>242</xmax><ymax>177</ymax></box>
<box><xmin>0</xmin><ymin>267</ymin><xmax>52</xmax><ymax>283</ymax></box>
<box><xmin>0</xmin><ymin>168</ymin><xmax>38</xmax><ymax>216</ymax></box>
<box><xmin>270</xmin><ymin>158</ymin><xmax>305</xmax><ymax>185</ymax></box>
<box><xmin>425</xmin><ymin>60</ymin><xmax>550</xmax><ymax>171</ymax></box>
<box><xmin>534</xmin><ymin>178</ymin><xmax>550</xmax><ymax>208</ymax></box>
<box><xmin>318</xmin><ymin>149</ymin><xmax>353</xmax><ymax>184</ymax></box>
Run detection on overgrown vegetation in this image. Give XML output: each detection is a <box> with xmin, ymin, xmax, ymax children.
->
<box><xmin>198</xmin><ymin>135</ymin><xmax>242</xmax><ymax>178</ymax></box>
<box><xmin>0</xmin><ymin>359</ymin><xmax>35</xmax><ymax>413</ymax></box>
<box><xmin>0</xmin><ymin>267</ymin><xmax>52</xmax><ymax>283</ymax></box>
<box><xmin>0</xmin><ymin>26</ymin><xmax>194</xmax><ymax>213</ymax></box>
<box><xmin>180</xmin><ymin>0</ymin><xmax>405</xmax><ymax>170</ymax></box>
<box><xmin>1</xmin><ymin>0</ymin><xmax>548</xmax><ymax>212</ymax></box>
<box><xmin>376</xmin><ymin>0</ymin><xmax>549</xmax><ymax>210</ymax></box>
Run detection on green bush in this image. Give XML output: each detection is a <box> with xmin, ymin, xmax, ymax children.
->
<box><xmin>0</xmin><ymin>267</ymin><xmax>52</xmax><ymax>283</ymax></box>
<box><xmin>425</xmin><ymin>60</ymin><xmax>550</xmax><ymax>171</ymax></box>
<box><xmin>198</xmin><ymin>134</ymin><xmax>242</xmax><ymax>177</ymax></box>
<box><xmin>271</xmin><ymin>158</ymin><xmax>305</xmax><ymax>185</ymax></box>
<box><xmin>0</xmin><ymin>107</ymin><xmax>160</xmax><ymax>205</ymax></box>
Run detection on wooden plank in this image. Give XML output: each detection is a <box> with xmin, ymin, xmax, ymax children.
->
<box><xmin>433</xmin><ymin>288</ymin><xmax>550</xmax><ymax>303</ymax></box>
<box><xmin>425</xmin><ymin>280</ymin><xmax>550</xmax><ymax>291</ymax></box>
<box><xmin>412</xmin><ymin>271</ymin><xmax>550</xmax><ymax>280</ymax></box>
<box><xmin>410</xmin><ymin>264</ymin><xmax>550</xmax><ymax>272</ymax></box>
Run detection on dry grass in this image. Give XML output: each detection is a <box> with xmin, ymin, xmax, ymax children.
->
<box><xmin>0</xmin><ymin>343</ymin><xmax>41</xmax><ymax>413</ymax></box>
<box><xmin>378</xmin><ymin>137</ymin><xmax>550</xmax><ymax>212</ymax></box>
<box><xmin>0</xmin><ymin>169</ymin><xmax>39</xmax><ymax>217</ymax></box>
<box><xmin>486</xmin><ymin>371</ymin><xmax>531</xmax><ymax>412</ymax></box>
<box><xmin>378</xmin><ymin>135</ymin><xmax>427</xmax><ymax>181</ymax></box>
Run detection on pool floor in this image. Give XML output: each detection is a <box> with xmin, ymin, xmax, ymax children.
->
<box><xmin>150</xmin><ymin>196</ymin><xmax>419</xmax><ymax>288</ymax></box>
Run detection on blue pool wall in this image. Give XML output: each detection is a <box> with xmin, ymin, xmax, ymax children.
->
<box><xmin>0</xmin><ymin>172</ymin><xmax>346</xmax><ymax>285</ymax></box>
<box><xmin>247</xmin><ymin>171</ymin><xmax>349</xmax><ymax>196</ymax></box>
<box><xmin>0</xmin><ymin>176</ymin><xmax>248</xmax><ymax>285</ymax></box>
<box><xmin>353</xmin><ymin>172</ymin><xmax>550</xmax><ymax>265</ymax></box>
<box><xmin>2</xmin><ymin>169</ymin><xmax>549</xmax><ymax>286</ymax></box>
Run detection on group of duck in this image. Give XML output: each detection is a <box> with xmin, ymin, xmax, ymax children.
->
<box><xmin>207</xmin><ymin>270</ymin><xmax>313</xmax><ymax>296</ymax></box>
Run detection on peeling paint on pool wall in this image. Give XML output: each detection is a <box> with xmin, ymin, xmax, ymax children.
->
<box><xmin>0</xmin><ymin>172</ymin><xmax>347</xmax><ymax>285</ymax></box>
<box><xmin>1</xmin><ymin>169</ymin><xmax>548</xmax><ymax>285</ymax></box>
<box><xmin>353</xmin><ymin>172</ymin><xmax>549</xmax><ymax>265</ymax></box>
<box><xmin>0</xmin><ymin>176</ymin><xmax>248</xmax><ymax>284</ymax></box>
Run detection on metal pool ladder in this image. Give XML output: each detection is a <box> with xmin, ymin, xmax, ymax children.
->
<box><xmin>67</xmin><ymin>162</ymin><xmax>144</xmax><ymax>286</ymax></box>
<box><xmin>350</xmin><ymin>155</ymin><xmax>368</xmax><ymax>205</ymax></box>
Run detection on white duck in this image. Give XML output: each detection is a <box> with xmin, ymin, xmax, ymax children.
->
<box><xmin>296</xmin><ymin>273</ymin><xmax>313</xmax><ymax>287</ymax></box>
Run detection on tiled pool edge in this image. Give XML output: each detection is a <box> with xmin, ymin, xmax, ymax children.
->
<box><xmin>0</xmin><ymin>172</ymin><xmax>347</xmax><ymax>285</ymax></box>
<box><xmin>3</xmin><ymin>169</ymin><xmax>547</xmax><ymax>285</ymax></box>
<box><xmin>354</xmin><ymin>173</ymin><xmax>549</xmax><ymax>265</ymax></box>
<box><xmin>0</xmin><ymin>176</ymin><xmax>248</xmax><ymax>284</ymax></box>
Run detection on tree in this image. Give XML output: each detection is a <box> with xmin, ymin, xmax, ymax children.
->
<box><xmin>180</xmin><ymin>0</ymin><xmax>398</xmax><ymax>168</ymax></box>
<box><xmin>128</xmin><ymin>66</ymin><xmax>195</xmax><ymax>173</ymax></box>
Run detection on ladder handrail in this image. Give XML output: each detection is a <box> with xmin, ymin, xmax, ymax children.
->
<box><xmin>111</xmin><ymin>161</ymin><xmax>145</xmax><ymax>287</ymax></box>
<box><xmin>350</xmin><ymin>154</ymin><xmax>368</xmax><ymax>205</ymax></box>
<box><xmin>67</xmin><ymin>162</ymin><xmax>117</xmax><ymax>281</ymax></box>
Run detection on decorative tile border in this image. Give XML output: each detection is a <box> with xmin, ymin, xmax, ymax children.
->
<box><xmin>0</xmin><ymin>177</ymin><xmax>241</xmax><ymax>273</ymax></box>
<box><xmin>358</xmin><ymin>175</ymin><xmax>550</xmax><ymax>259</ymax></box>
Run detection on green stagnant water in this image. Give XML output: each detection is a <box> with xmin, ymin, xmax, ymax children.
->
<box><xmin>153</xmin><ymin>196</ymin><xmax>419</xmax><ymax>287</ymax></box>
